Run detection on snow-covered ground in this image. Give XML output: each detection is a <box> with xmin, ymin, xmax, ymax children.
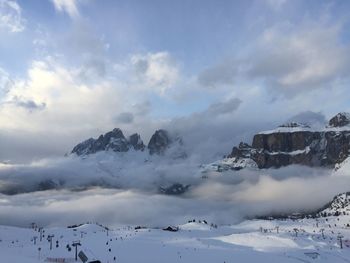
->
<box><xmin>258</xmin><ymin>123</ymin><xmax>350</xmax><ymax>135</ymax></box>
<box><xmin>1</xmin><ymin>215</ymin><xmax>349</xmax><ymax>263</ymax></box>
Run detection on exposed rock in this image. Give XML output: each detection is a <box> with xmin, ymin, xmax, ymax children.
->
<box><xmin>162</xmin><ymin>226</ymin><xmax>179</xmax><ymax>232</ymax></box>
<box><xmin>279</xmin><ymin>122</ymin><xmax>310</xmax><ymax>128</ymax></box>
<box><xmin>252</xmin><ymin>131</ymin><xmax>317</xmax><ymax>152</ymax></box>
<box><xmin>148</xmin><ymin>129</ymin><xmax>171</xmax><ymax>155</ymax></box>
<box><xmin>200</xmin><ymin>157</ymin><xmax>258</xmax><ymax>175</ymax></box>
<box><xmin>226</xmin><ymin>113</ymin><xmax>350</xmax><ymax>169</ymax></box>
<box><xmin>147</xmin><ymin>129</ymin><xmax>183</xmax><ymax>155</ymax></box>
<box><xmin>71</xmin><ymin>128</ymin><xmax>185</xmax><ymax>157</ymax></box>
<box><xmin>72</xmin><ymin>128</ymin><xmax>131</xmax><ymax>155</ymax></box>
<box><xmin>104</xmin><ymin>128</ymin><xmax>129</xmax><ymax>152</ymax></box>
<box><xmin>128</xmin><ymin>133</ymin><xmax>145</xmax><ymax>151</ymax></box>
<box><xmin>159</xmin><ymin>183</ymin><xmax>190</xmax><ymax>195</ymax></box>
<box><xmin>71</xmin><ymin>138</ymin><xmax>95</xmax><ymax>156</ymax></box>
<box><xmin>329</xmin><ymin>112</ymin><xmax>350</xmax><ymax>127</ymax></box>
<box><xmin>228</xmin><ymin>142</ymin><xmax>254</xmax><ymax>159</ymax></box>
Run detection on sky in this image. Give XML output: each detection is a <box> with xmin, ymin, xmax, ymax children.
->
<box><xmin>1</xmin><ymin>0</ymin><xmax>350</xmax><ymax>162</ymax></box>
<box><xmin>1</xmin><ymin>0</ymin><xmax>350</xmax><ymax>228</ymax></box>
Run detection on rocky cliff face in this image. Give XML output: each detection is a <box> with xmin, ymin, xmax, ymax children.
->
<box><xmin>71</xmin><ymin>128</ymin><xmax>183</xmax><ymax>157</ymax></box>
<box><xmin>329</xmin><ymin>112</ymin><xmax>350</xmax><ymax>127</ymax></box>
<box><xmin>129</xmin><ymin>133</ymin><xmax>145</xmax><ymax>151</ymax></box>
<box><xmin>148</xmin><ymin>129</ymin><xmax>172</xmax><ymax>155</ymax></box>
<box><xmin>147</xmin><ymin>129</ymin><xmax>184</xmax><ymax>156</ymax></box>
<box><xmin>226</xmin><ymin>113</ymin><xmax>350</xmax><ymax>169</ymax></box>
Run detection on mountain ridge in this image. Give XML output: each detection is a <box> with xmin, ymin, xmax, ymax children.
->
<box><xmin>202</xmin><ymin>112</ymin><xmax>350</xmax><ymax>172</ymax></box>
<box><xmin>71</xmin><ymin>128</ymin><xmax>184</xmax><ymax>157</ymax></box>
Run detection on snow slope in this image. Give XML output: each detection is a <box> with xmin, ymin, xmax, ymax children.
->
<box><xmin>1</xmin><ymin>215</ymin><xmax>350</xmax><ymax>263</ymax></box>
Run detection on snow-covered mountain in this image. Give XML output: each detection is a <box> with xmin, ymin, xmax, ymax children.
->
<box><xmin>318</xmin><ymin>192</ymin><xmax>350</xmax><ymax>217</ymax></box>
<box><xmin>71</xmin><ymin>128</ymin><xmax>185</xmax><ymax>158</ymax></box>
<box><xmin>1</xmin><ymin>192</ymin><xmax>349</xmax><ymax>263</ymax></box>
<box><xmin>71</xmin><ymin>112</ymin><xmax>350</xmax><ymax>174</ymax></box>
<box><xmin>71</xmin><ymin>128</ymin><xmax>142</xmax><ymax>155</ymax></box>
<box><xmin>202</xmin><ymin>112</ymin><xmax>350</xmax><ymax>173</ymax></box>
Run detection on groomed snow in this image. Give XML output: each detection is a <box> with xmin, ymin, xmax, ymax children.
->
<box><xmin>1</xmin><ymin>215</ymin><xmax>349</xmax><ymax>263</ymax></box>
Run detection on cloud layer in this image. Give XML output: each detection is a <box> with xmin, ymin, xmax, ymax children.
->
<box><xmin>198</xmin><ymin>20</ymin><xmax>350</xmax><ymax>98</ymax></box>
<box><xmin>0</xmin><ymin>0</ymin><xmax>25</xmax><ymax>32</ymax></box>
<box><xmin>0</xmin><ymin>153</ymin><xmax>349</xmax><ymax>227</ymax></box>
<box><xmin>51</xmin><ymin>0</ymin><xmax>79</xmax><ymax>18</ymax></box>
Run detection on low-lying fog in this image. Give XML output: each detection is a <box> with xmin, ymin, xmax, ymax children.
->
<box><xmin>1</xmin><ymin>151</ymin><xmax>350</xmax><ymax>228</ymax></box>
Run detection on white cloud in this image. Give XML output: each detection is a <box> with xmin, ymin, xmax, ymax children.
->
<box><xmin>197</xmin><ymin>58</ymin><xmax>239</xmax><ymax>89</ymax></box>
<box><xmin>0</xmin><ymin>59</ymin><xmax>125</xmax><ymax>134</ymax></box>
<box><xmin>0</xmin><ymin>0</ymin><xmax>25</xmax><ymax>32</ymax></box>
<box><xmin>265</xmin><ymin>0</ymin><xmax>287</xmax><ymax>11</ymax></box>
<box><xmin>0</xmin><ymin>51</ymin><xmax>183</xmax><ymax>161</ymax></box>
<box><xmin>287</xmin><ymin>111</ymin><xmax>326</xmax><ymax>128</ymax></box>
<box><xmin>198</xmin><ymin>20</ymin><xmax>350</xmax><ymax>98</ymax></box>
<box><xmin>249</xmin><ymin>22</ymin><xmax>350</xmax><ymax>94</ymax></box>
<box><xmin>51</xmin><ymin>0</ymin><xmax>80</xmax><ymax>18</ymax></box>
<box><xmin>0</xmin><ymin>155</ymin><xmax>349</xmax><ymax>227</ymax></box>
<box><xmin>0</xmin><ymin>67</ymin><xmax>12</xmax><ymax>95</ymax></box>
<box><xmin>116</xmin><ymin>112</ymin><xmax>134</xmax><ymax>124</ymax></box>
<box><xmin>130</xmin><ymin>52</ymin><xmax>179</xmax><ymax>95</ymax></box>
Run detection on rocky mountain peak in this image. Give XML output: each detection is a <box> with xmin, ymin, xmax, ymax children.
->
<box><xmin>205</xmin><ymin>111</ymin><xmax>350</xmax><ymax>172</ymax></box>
<box><xmin>148</xmin><ymin>129</ymin><xmax>172</xmax><ymax>155</ymax></box>
<box><xmin>111</xmin><ymin>128</ymin><xmax>125</xmax><ymax>138</ymax></box>
<box><xmin>329</xmin><ymin>112</ymin><xmax>350</xmax><ymax>127</ymax></box>
<box><xmin>128</xmin><ymin>133</ymin><xmax>145</xmax><ymax>151</ymax></box>
<box><xmin>71</xmin><ymin>128</ymin><xmax>131</xmax><ymax>155</ymax></box>
<box><xmin>71</xmin><ymin>128</ymin><xmax>185</xmax><ymax>157</ymax></box>
<box><xmin>71</xmin><ymin>138</ymin><xmax>95</xmax><ymax>156</ymax></box>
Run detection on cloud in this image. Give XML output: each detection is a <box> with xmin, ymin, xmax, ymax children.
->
<box><xmin>132</xmin><ymin>101</ymin><xmax>152</xmax><ymax>116</ymax></box>
<box><xmin>166</xmin><ymin>98</ymin><xmax>247</xmax><ymax>162</ymax></box>
<box><xmin>130</xmin><ymin>52</ymin><xmax>179</xmax><ymax>95</ymax></box>
<box><xmin>0</xmin><ymin>59</ymin><xmax>127</xmax><ymax>147</ymax></box>
<box><xmin>198</xmin><ymin>20</ymin><xmax>350</xmax><ymax>98</ymax></box>
<box><xmin>0</xmin><ymin>0</ymin><xmax>25</xmax><ymax>32</ymax></box>
<box><xmin>0</xmin><ymin>53</ymin><xmax>179</xmax><ymax>162</ymax></box>
<box><xmin>0</xmin><ymin>69</ymin><xmax>48</xmax><ymax>113</ymax></box>
<box><xmin>3</xmin><ymin>97</ymin><xmax>46</xmax><ymax>112</ymax></box>
<box><xmin>264</xmin><ymin>0</ymin><xmax>287</xmax><ymax>11</ymax></box>
<box><xmin>197</xmin><ymin>58</ymin><xmax>239</xmax><ymax>89</ymax></box>
<box><xmin>116</xmin><ymin>112</ymin><xmax>134</xmax><ymax>124</ymax></box>
<box><xmin>77</xmin><ymin>56</ymin><xmax>107</xmax><ymax>81</ymax></box>
<box><xmin>287</xmin><ymin>111</ymin><xmax>326</xmax><ymax>128</ymax></box>
<box><xmin>247</xmin><ymin>22</ymin><xmax>350</xmax><ymax>95</ymax></box>
<box><xmin>51</xmin><ymin>0</ymin><xmax>79</xmax><ymax>18</ymax></box>
<box><xmin>175</xmin><ymin>97</ymin><xmax>242</xmax><ymax>124</ymax></box>
<box><xmin>0</xmin><ymin>154</ymin><xmax>349</xmax><ymax>227</ymax></box>
<box><xmin>191</xmin><ymin>169</ymin><xmax>350</xmax><ymax>219</ymax></box>
<box><xmin>207</xmin><ymin>98</ymin><xmax>242</xmax><ymax>115</ymax></box>
<box><xmin>0</xmin><ymin>67</ymin><xmax>12</xmax><ymax>95</ymax></box>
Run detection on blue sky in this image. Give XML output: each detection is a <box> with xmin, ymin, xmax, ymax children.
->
<box><xmin>1</xmin><ymin>0</ymin><xmax>350</xmax><ymax>162</ymax></box>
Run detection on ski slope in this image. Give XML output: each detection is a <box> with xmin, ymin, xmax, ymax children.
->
<box><xmin>1</xmin><ymin>215</ymin><xmax>349</xmax><ymax>263</ymax></box>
